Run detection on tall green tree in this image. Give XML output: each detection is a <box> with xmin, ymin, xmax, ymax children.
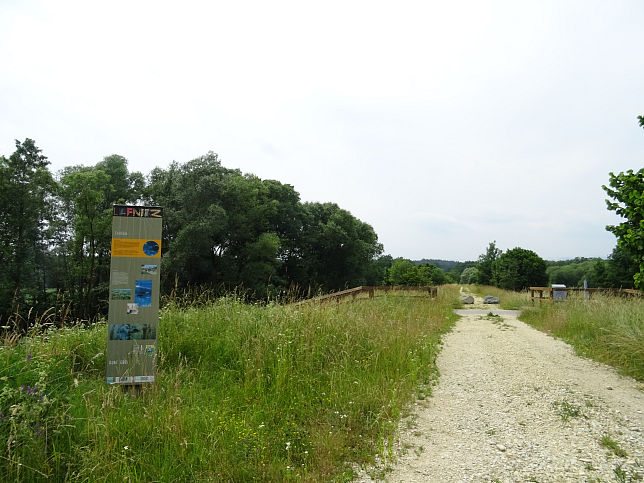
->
<box><xmin>459</xmin><ymin>266</ymin><xmax>479</xmax><ymax>284</ymax></box>
<box><xmin>476</xmin><ymin>241</ymin><xmax>501</xmax><ymax>285</ymax></box>
<box><xmin>492</xmin><ymin>247</ymin><xmax>547</xmax><ymax>291</ymax></box>
<box><xmin>300</xmin><ymin>202</ymin><xmax>383</xmax><ymax>291</ymax></box>
<box><xmin>604</xmin><ymin>245</ymin><xmax>639</xmax><ymax>288</ymax></box>
<box><xmin>603</xmin><ymin>158</ymin><xmax>644</xmax><ymax>288</ymax></box>
<box><xmin>58</xmin><ymin>155</ymin><xmax>144</xmax><ymax>317</ymax></box>
<box><xmin>0</xmin><ymin>139</ymin><xmax>55</xmax><ymax>323</ymax></box>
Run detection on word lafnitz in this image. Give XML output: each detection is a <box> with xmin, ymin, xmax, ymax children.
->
<box><xmin>113</xmin><ymin>205</ymin><xmax>163</xmax><ymax>218</ymax></box>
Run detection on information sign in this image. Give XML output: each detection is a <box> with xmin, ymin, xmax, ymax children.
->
<box><xmin>105</xmin><ymin>205</ymin><xmax>162</xmax><ymax>385</ymax></box>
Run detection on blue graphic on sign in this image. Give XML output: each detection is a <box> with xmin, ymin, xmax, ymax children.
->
<box><xmin>142</xmin><ymin>241</ymin><xmax>159</xmax><ymax>256</ymax></box>
<box><xmin>135</xmin><ymin>280</ymin><xmax>153</xmax><ymax>307</ymax></box>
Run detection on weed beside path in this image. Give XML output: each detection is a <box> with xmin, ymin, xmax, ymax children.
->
<box><xmin>1</xmin><ymin>287</ymin><xmax>459</xmax><ymax>481</ymax></box>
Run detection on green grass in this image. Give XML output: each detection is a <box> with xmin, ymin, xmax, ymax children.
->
<box><xmin>1</xmin><ymin>286</ymin><xmax>459</xmax><ymax>481</ymax></box>
<box><xmin>600</xmin><ymin>434</ymin><xmax>628</xmax><ymax>458</ymax></box>
<box><xmin>520</xmin><ymin>294</ymin><xmax>644</xmax><ymax>381</ymax></box>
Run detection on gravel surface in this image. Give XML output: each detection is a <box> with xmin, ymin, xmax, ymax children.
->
<box><xmin>355</xmin><ymin>294</ymin><xmax>643</xmax><ymax>482</ymax></box>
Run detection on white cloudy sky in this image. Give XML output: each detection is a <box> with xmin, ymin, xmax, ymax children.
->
<box><xmin>1</xmin><ymin>0</ymin><xmax>642</xmax><ymax>261</ymax></box>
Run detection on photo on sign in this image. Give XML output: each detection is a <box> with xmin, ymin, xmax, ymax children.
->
<box><xmin>140</xmin><ymin>264</ymin><xmax>158</xmax><ymax>275</ymax></box>
<box><xmin>142</xmin><ymin>240</ymin><xmax>159</xmax><ymax>257</ymax></box>
<box><xmin>109</xmin><ymin>323</ymin><xmax>156</xmax><ymax>340</ymax></box>
<box><xmin>111</xmin><ymin>288</ymin><xmax>131</xmax><ymax>300</ymax></box>
<box><xmin>135</xmin><ymin>280</ymin><xmax>152</xmax><ymax>307</ymax></box>
<box><xmin>126</xmin><ymin>303</ymin><xmax>139</xmax><ymax>315</ymax></box>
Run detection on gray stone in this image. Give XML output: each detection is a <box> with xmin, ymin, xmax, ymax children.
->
<box><xmin>483</xmin><ymin>296</ymin><xmax>500</xmax><ymax>304</ymax></box>
<box><xmin>460</xmin><ymin>295</ymin><xmax>474</xmax><ymax>304</ymax></box>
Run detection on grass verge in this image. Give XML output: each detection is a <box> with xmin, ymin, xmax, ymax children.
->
<box><xmin>1</xmin><ymin>286</ymin><xmax>459</xmax><ymax>481</ymax></box>
<box><xmin>519</xmin><ymin>293</ymin><xmax>643</xmax><ymax>381</ymax></box>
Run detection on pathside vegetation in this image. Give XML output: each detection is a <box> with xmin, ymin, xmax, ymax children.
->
<box><xmin>1</xmin><ymin>288</ymin><xmax>458</xmax><ymax>481</ymax></box>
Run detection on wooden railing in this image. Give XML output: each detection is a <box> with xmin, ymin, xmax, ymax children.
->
<box><xmin>294</xmin><ymin>285</ymin><xmax>438</xmax><ymax>305</ymax></box>
<box><xmin>529</xmin><ymin>286</ymin><xmax>643</xmax><ymax>302</ymax></box>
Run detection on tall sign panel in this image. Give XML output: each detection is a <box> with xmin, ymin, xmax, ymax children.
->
<box><xmin>106</xmin><ymin>205</ymin><xmax>162</xmax><ymax>385</ymax></box>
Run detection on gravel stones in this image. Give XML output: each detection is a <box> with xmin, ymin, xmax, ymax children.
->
<box><xmin>354</xmin><ymin>294</ymin><xmax>643</xmax><ymax>482</ymax></box>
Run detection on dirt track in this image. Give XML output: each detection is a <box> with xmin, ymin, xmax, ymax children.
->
<box><xmin>356</xmin><ymin>293</ymin><xmax>643</xmax><ymax>482</ymax></box>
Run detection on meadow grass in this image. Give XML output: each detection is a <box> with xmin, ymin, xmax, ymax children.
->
<box><xmin>519</xmin><ymin>293</ymin><xmax>644</xmax><ymax>381</ymax></box>
<box><xmin>0</xmin><ymin>286</ymin><xmax>459</xmax><ymax>481</ymax></box>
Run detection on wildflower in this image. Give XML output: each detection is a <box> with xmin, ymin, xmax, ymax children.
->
<box><xmin>285</xmin><ymin>442</ymin><xmax>291</xmax><ymax>451</ymax></box>
<box><xmin>123</xmin><ymin>446</ymin><xmax>129</xmax><ymax>451</ymax></box>
<box><xmin>26</xmin><ymin>353</ymin><xmax>32</xmax><ymax>361</ymax></box>
<box><xmin>73</xmin><ymin>378</ymin><xmax>79</xmax><ymax>387</ymax></box>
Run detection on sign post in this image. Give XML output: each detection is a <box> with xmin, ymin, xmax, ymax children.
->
<box><xmin>106</xmin><ymin>205</ymin><xmax>162</xmax><ymax>386</ymax></box>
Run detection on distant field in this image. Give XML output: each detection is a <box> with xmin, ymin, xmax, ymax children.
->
<box><xmin>0</xmin><ymin>287</ymin><xmax>459</xmax><ymax>482</ymax></box>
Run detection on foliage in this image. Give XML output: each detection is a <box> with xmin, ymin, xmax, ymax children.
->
<box><xmin>385</xmin><ymin>258</ymin><xmax>452</xmax><ymax>286</ymax></box>
<box><xmin>603</xmin><ymin>165</ymin><xmax>644</xmax><ymax>289</ymax></box>
<box><xmin>546</xmin><ymin>248</ymin><xmax>639</xmax><ymax>289</ymax></box>
<box><xmin>492</xmin><ymin>247</ymin><xmax>547</xmax><ymax>291</ymax></box>
<box><xmin>55</xmin><ymin>156</ymin><xmax>144</xmax><ymax>319</ymax></box>
<box><xmin>0</xmin><ymin>289</ymin><xmax>459</xmax><ymax>481</ymax></box>
<box><xmin>146</xmin><ymin>154</ymin><xmax>383</xmax><ymax>296</ymax></box>
<box><xmin>459</xmin><ymin>266</ymin><xmax>479</xmax><ymax>284</ymax></box>
<box><xmin>476</xmin><ymin>241</ymin><xmax>501</xmax><ymax>286</ymax></box>
<box><xmin>0</xmin><ymin>139</ymin><xmax>56</xmax><ymax>329</ymax></box>
<box><xmin>1</xmin><ymin>143</ymin><xmax>384</xmax><ymax>324</ymax></box>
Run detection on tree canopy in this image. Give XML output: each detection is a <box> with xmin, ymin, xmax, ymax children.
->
<box><xmin>492</xmin><ymin>247</ymin><xmax>548</xmax><ymax>291</ymax></box>
<box><xmin>602</xmin><ymin>119</ymin><xmax>644</xmax><ymax>288</ymax></box>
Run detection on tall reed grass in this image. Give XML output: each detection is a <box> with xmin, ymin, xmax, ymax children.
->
<box><xmin>1</xmin><ymin>286</ymin><xmax>459</xmax><ymax>481</ymax></box>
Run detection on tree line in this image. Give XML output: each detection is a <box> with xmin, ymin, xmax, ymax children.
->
<box><xmin>0</xmin><ymin>142</ymin><xmax>389</xmax><ymax>328</ymax></box>
<box><xmin>2</xmin><ymin>118</ymin><xmax>641</xmax><ymax>327</ymax></box>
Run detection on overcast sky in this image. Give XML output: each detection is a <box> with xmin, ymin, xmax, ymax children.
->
<box><xmin>1</xmin><ymin>0</ymin><xmax>642</xmax><ymax>261</ymax></box>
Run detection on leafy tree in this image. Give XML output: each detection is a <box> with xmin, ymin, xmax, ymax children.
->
<box><xmin>547</xmin><ymin>259</ymin><xmax>596</xmax><ymax>287</ymax></box>
<box><xmin>300</xmin><ymin>202</ymin><xmax>383</xmax><ymax>291</ymax></box>
<box><xmin>0</xmin><ymin>139</ymin><xmax>55</xmax><ymax>324</ymax></box>
<box><xmin>603</xmin><ymin>159</ymin><xmax>644</xmax><ymax>289</ymax></box>
<box><xmin>58</xmin><ymin>156</ymin><xmax>144</xmax><ymax>318</ymax></box>
<box><xmin>492</xmin><ymin>247</ymin><xmax>547</xmax><ymax>291</ymax></box>
<box><xmin>364</xmin><ymin>254</ymin><xmax>393</xmax><ymax>286</ymax></box>
<box><xmin>459</xmin><ymin>266</ymin><xmax>479</xmax><ymax>284</ymax></box>
<box><xmin>386</xmin><ymin>258</ymin><xmax>415</xmax><ymax>285</ymax></box>
<box><xmin>384</xmin><ymin>258</ymin><xmax>451</xmax><ymax>285</ymax></box>
<box><xmin>147</xmin><ymin>154</ymin><xmax>382</xmax><ymax>296</ymax></box>
<box><xmin>476</xmin><ymin>241</ymin><xmax>501</xmax><ymax>285</ymax></box>
<box><xmin>448</xmin><ymin>260</ymin><xmax>477</xmax><ymax>282</ymax></box>
<box><xmin>59</xmin><ymin>167</ymin><xmax>111</xmax><ymax>317</ymax></box>
<box><xmin>604</xmin><ymin>245</ymin><xmax>639</xmax><ymax>288</ymax></box>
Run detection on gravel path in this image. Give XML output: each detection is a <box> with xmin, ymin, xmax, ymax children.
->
<box><xmin>356</xmin><ymin>294</ymin><xmax>643</xmax><ymax>482</ymax></box>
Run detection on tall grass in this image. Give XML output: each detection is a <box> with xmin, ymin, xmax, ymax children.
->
<box><xmin>1</xmin><ymin>286</ymin><xmax>459</xmax><ymax>481</ymax></box>
<box><xmin>520</xmin><ymin>293</ymin><xmax>644</xmax><ymax>381</ymax></box>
